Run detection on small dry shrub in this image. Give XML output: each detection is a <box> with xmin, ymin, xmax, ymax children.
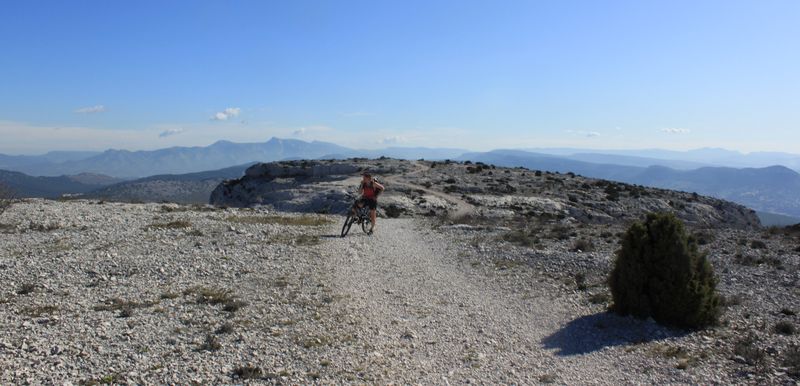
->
<box><xmin>199</xmin><ymin>334</ymin><xmax>221</xmax><ymax>351</ymax></box>
<box><xmin>146</xmin><ymin>220</ymin><xmax>191</xmax><ymax>230</ymax></box>
<box><xmin>232</xmin><ymin>365</ymin><xmax>263</xmax><ymax>380</ymax></box>
<box><xmin>0</xmin><ymin>183</ymin><xmax>13</xmax><ymax>216</ymax></box>
<box><xmin>733</xmin><ymin>333</ymin><xmax>765</xmax><ymax>366</ymax></box>
<box><xmin>571</xmin><ymin>238</ymin><xmax>595</xmax><ymax>252</ymax></box>
<box><xmin>774</xmin><ymin>321</ymin><xmax>796</xmax><ymax>336</ymax></box>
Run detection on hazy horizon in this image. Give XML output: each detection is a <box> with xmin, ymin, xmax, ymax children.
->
<box><xmin>2</xmin><ymin>1</ymin><xmax>798</xmax><ymax>154</ymax></box>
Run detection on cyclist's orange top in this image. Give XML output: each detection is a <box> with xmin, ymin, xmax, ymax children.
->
<box><xmin>362</xmin><ymin>182</ymin><xmax>378</xmax><ymax>199</ymax></box>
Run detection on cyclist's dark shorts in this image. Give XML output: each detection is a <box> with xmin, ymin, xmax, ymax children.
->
<box><xmin>359</xmin><ymin>198</ymin><xmax>378</xmax><ymax>210</ymax></box>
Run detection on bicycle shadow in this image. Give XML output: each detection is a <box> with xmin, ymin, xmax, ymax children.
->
<box><xmin>541</xmin><ymin>312</ymin><xmax>687</xmax><ymax>356</ymax></box>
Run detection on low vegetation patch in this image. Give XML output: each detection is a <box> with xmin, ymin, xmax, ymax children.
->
<box><xmin>733</xmin><ymin>253</ymin><xmax>783</xmax><ymax>268</ymax></box>
<box><xmin>225</xmin><ymin>215</ymin><xmax>331</xmax><ymax>226</ymax></box>
<box><xmin>0</xmin><ymin>183</ymin><xmax>14</xmax><ymax>217</ymax></box>
<box><xmin>774</xmin><ymin>321</ymin><xmax>796</xmax><ymax>336</ymax></box>
<box><xmin>146</xmin><ymin>220</ymin><xmax>191</xmax><ymax>230</ymax></box>
<box><xmin>270</xmin><ymin>234</ymin><xmax>322</xmax><ymax>246</ymax></box>
<box><xmin>28</xmin><ymin>222</ymin><xmax>61</xmax><ymax>232</ymax></box>
<box><xmin>750</xmin><ymin>240</ymin><xmax>768</xmax><ymax>249</ymax></box>
<box><xmin>93</xmin><ymin>298</ymin><xmax>157</xmax><ymax>317</ymax></box>
<box><xmin>786</xmin><ymin>346</ymin><xmax>800</xmax><ymax>379</ymax></box>
<box><xmin>199</xmin><ymin>334</ymin><xmax>222</xmax><ymax>352</ymax></box>
<box><xmin>184</xmin><ymin>286</ymin><xmax>247</xmax><ymax>313</ymax></box>
<box><xmin>652</xmin><ymin>344</ymin><xmax>698</xmax><ymax>370</ymax></box>
<box><xmin>549</xmin><ymin>224</ymin><xmax>575</xmax><ymax>240</ymax></box>
<box><xmin>22</xmin><ymin>305</ymin><xmax>59</xmax><ymax>317</ymax></box>
<box><xmin>16</xmin><ymin>282</ymin><xmax>37</xmax><ymax>295</ymax></box>
<box><xmin>733</xmin><ymin>333</ymin><xmax>765</xmax><ymax>366</ymax></box>
<box><xmin>216</xmin><ymin>322</ymin><xmax>235</xmax><ymax>335</ymax></box>
<box><xmin>571</xmin><ymin>238</ymin><xmax>594</xmax><ymax>252</ymax></box>
<box><xmin>500</xmin><ymin>228</ymin><xmax>540</xmax><ymax>248</ymax></box>
<box><xmin>588</xmin><ymin>292</ymin><xmax>610</xmax><ymax>305</ymax></box>
<box><xmin>574</xmin><ymin>273</ymin><xmax>588</xmax><ymax>291</ymax></box>
<box><xmin>232</xmin><ymin>365</ymin><xmax>263</xmax><ymax>380</ymax></box>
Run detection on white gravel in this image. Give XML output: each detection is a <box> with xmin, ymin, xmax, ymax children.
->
<box><xmin>0</xmin><ymin>199</ymin><xmax>798</xmax><ymax>384</ymax></box>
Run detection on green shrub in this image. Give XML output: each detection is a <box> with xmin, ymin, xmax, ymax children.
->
<box><xmin>609</xmin><ymin>212</ymin><xmax>721</xmax><ymax>329</ymax></box>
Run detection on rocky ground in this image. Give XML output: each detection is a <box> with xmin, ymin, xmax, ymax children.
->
<box><xmin>211</xmin><ymin>159</ymin><xmax>760</xmax><ymax>230</ymax></box>
<box><xmin>1</xmin><ymin>198</ymin><xmax>798</xmax><ymax>384</ymax></box>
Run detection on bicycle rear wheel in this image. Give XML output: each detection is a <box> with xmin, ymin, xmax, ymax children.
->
<box><xmin>341</xmin><ymin>215</ymin><xmax>355</xmax><ymax>237</ymax></box>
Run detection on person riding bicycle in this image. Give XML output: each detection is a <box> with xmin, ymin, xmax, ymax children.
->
<box><xmin>353</xmin><ymin>172</ymin><xmax>384</xmax><ymax>234</ymax></box>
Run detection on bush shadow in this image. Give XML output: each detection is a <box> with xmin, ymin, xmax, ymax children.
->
<box><xmin>541</xmin><ymin>312</ymin><xmax>688</xmax><ymax>356</ymax></box>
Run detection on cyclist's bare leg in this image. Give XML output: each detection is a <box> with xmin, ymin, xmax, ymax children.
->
<box><xmin>369</xmin><ymin>209</ymin><xmax>377</xmax><ymax>232</ymax></box>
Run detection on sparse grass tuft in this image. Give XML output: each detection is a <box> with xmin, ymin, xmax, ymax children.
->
<box><xmin>733</xmin><ymin>253</ymin><xmax>783</xmax><ymax>268</ymax></box>
<box><xmin>92</xmin><ymin>298</ymin><xmax>156</xmax><ymax>316</ymax></box>
<box><xmin>146</xmin><ymin>220</ymin><xmax>191</xmax><ymax>230</ymax></box>
<box><xmin>494</xmin><ymin>259</ymin><xmax>521</xmax><ymax>270</ymax></box>
<box><xmin>21</xmin><ymin>305</ymin><xmax>58</xmax><ymax>317</ymax></box>
<box><xmin>184</xmin><ymin>286</ymin><xmax>247</xmax><ymax>313</ymax></box>
<box><xmin>223</xmin><ymin>299</ymin><xmax>248</xmax><ymax>313</ymax></box>
<box><xmin>300</xmin><ymin>335</ymin><xmax>331</xmax><ymax>349</ymax></box>
<box><xmin>232</xmin><ymin>365</ymin><xmax>263</xmax><ymax>380</ymax></box>
<box><xmin>571</xmin><ymin>239</ymin><xmax>594</xmax><ymax>252</ymax></box>
<box><xmin>160</xmin><ymin>292</ymin><xmax>180</xmax><ymax>300</ymax></box>
<box><xmin>0</xmin><ymin>183</ymin><xmax>14</xmax><ymax>217</ymax></box>
<box><xmin>720</xmin><ymin>293</ymin><xmax>745</xmax><ymax>307</ymax></box>
<box><xmin>574</xmin><ymin>272</ymin><xmax>588</xmax><ymax>291</ymax></box>
<box><xmin>226</xmin><ymin>215</ymin><xmax>331</xmax><ymax>226</ymax></box>
<box><xmin>785</xmin><ymin>346</ymin><xmax>800</xmax><ymax>379</ymax></box>
<box><xmin>199</xmin><ymin>334</ymin><xmax>222</xmax><ymax>351</ymax></box>
<box><xmin>538</xmin><ymin>374</ymin><xmax>557</xmax><ymax>384</ymax></box>
<box><xmin>653</xmin><ymin>344</ymin><xmax>697</xmax><ymax>370</ymax></box>
<box><xmin>774</xmin><ymin>321</ymin><xmax>796</xmax><ymax>336</ymax></box>
<box><xmin>16</xmin><ymin>282</ymin><xmax>37</xmax><ymax>295</ymax></box>
<box><xmin>588</xmin><ymin>292</ymin><xmax>610</xmax><ymax>305</ymax></box>
<box><xmin>733</xmin><ymin>333</ymin><xmax>765</xmax><ymax>366</ymax></box>
<box><xmin>28</xmin><ymin>222</ymin><xmax>61</xmax><ymax>232</ymax></box>
<box><xmin>216</xmin><ymin>322</ymin><xmax>235</xmax><ymax>335</ymax></box>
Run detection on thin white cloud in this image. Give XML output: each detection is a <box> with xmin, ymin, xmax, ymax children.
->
<box><xmin>74</xmin><ymin>105</ymin><xmax>106</xmax><ymax>114</ymax></box>
<box><xmin>566</xmin><ymin>130</ymin><xmax>601</xmax><ymax>138</ymax></box>
<box><xmin>211</xmin><ymin>107</ymin><xmax>241</xmax><ymax>121</ymax></box>
<box><xmin>661</xmin><ymin>128</ymin><xmax>691</xmax><ymax>134</ymax></box>
<box><xmin>159</xmin><ymin>128</ymin><xmax>184</xmax><ymax>138</ymax></box>
<box><xmin>377</xmin><ymin>135</ymin><xmax>407</xmax><ymax>145</ymax></box>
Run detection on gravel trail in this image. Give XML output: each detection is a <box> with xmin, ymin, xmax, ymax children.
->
<box><xmin>318</xmin><ymin>218</ymin><xmax>680</xmax><ymax>384</ymax></box>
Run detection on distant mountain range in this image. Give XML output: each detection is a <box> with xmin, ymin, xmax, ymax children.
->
<box><xmin>0</xmin><ymin>170</ymin><xmax>122</xmax><ymax>198</ymax></box>
<box><xmin>526</xmin><ymin>147</ymin><xmax>800</xmax><ymax>170</ymax></box>
<box><xmin>1</xmin><ymin>138</ymin><xmax>799</xmax><ymax>224</ymax></box>
<box><xmin>84</xmin><ymin>163</ymin><xmax>254</xmax><ymax>204</ymax></box>
<box><xmin>2</xmin><ymin>138</ymin><xmax>350</xmax><ymax>178</ymax></box>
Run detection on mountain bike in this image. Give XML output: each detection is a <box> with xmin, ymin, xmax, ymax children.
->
<box><xmin>341</xmin><ymin>194</ymin><xmax>372</xmax><ymax>237</ymax></box>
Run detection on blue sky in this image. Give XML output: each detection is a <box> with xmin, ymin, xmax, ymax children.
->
<box><xmin>1</xmin><ymin>0</ymin><xmax>798</xmax><ymax>154</ymax></box>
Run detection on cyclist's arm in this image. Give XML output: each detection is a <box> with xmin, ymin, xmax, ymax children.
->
<box><xmin>373</xmin><ymin>180</ymin><xmax>385</xmax><ymax>192</ymax></box>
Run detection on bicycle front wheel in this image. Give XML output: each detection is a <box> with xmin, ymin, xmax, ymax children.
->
<box><xmin>341</xmin><ymin>215</ymin><xmax>355</xmax><ymax>237</ymax></box>
<box><xmin>361</xmin><ymin>218</ymin><xmax>370</xmax><ymax>234</ymax></box>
